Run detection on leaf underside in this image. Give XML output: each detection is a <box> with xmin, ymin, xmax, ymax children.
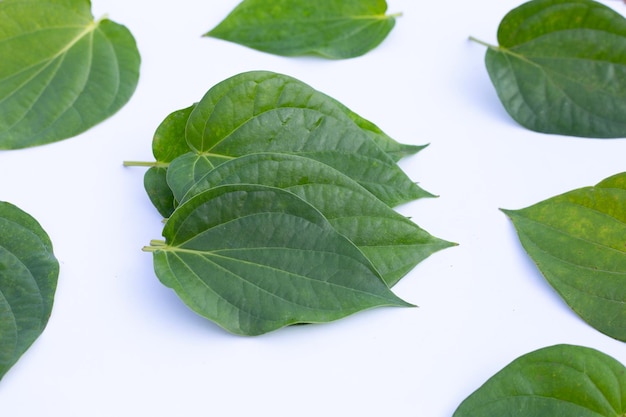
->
<box><xmin>453</xmin><ymin>344</ymin><xmax>626</xmax><ymax>417</ymax></box>
<box><xmin>503</xmin><ymin>172</ymin><xmax>626</xmax><ymax>341</ymax></box>
<box><xmin>151</xmin><ymin>184</ymin><xmax>411</xmax><ymax>336</ymax></box>
<box><xmin>0</xmin><ymin>0</ymin><xmax>140</xmax><ymax>149</ymax></box>
<box><xmin>205</xmin><ymin>0</ymin><xmax>396</xmax><ymax>59</ymax></box>
<box><xmin>0</xmin><ymin>202</ymin><xmax>59</xmax><ymax>380</ymax></box>
<box><xmin>484</xmin><ymin>0</ymin><xmax>626</xmax><ymax>138</ymax></box>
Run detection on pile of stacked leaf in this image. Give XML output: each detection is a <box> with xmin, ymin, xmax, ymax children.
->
<box><xmin>127</xmin><ymin>71</ymin><xmax>454</xmax><ymax>335</ymax></box>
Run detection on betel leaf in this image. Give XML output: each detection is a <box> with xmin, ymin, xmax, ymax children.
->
<box><xmin>184</xmin><ymin>71</ymin><xmax>431</xmax><ymax>206</ymax></box>
<box><xmin>205</xmin><ymin>0</ymin><xmax>398</xmax><ymax>59</ymax></box>
<box><xmin>145</xmin><ymin>184</ymin><xmax>412</xmax><ymax>336</ymax></box>
<box><xmin>471</xmin><ymin>0</ymin><xmax>626</xmax><ymax>138</ymax></box>
<box><xmin>169</xmin><ymin>153</ymin><xmax>455</xmax><ymax>287</ymax></box>
<box><xmin>0</xmin><ymin>0</ymin><xmax>140</xmax><ymax>149</ymax></box>
<box><xmin>502</xmin><ymin>172</ymin><xmax>626</xmax><ymax>341</ymax></box>
<box><xmin>143</xmin><ymin>167</ymin><xmax>175</xmax><ymax>219</ymax></box>
<box><xmin>330</xmin><ymin>100</ymin><xmax>425</xmax><ymax>162</ymax></box>
<box><xmin>0</xmin><ymin>202</ymin><xmax>59</xmax><ymax>380</ymax></box>
<box><xmin>453</xmin><ymin>344</ymin><xmax>626</xmax><ymax>417</ymax></box>
<box><xmin>141</xmin><ymin>105</ymin><xmax>196</xmax><ymax>218</ymax></box>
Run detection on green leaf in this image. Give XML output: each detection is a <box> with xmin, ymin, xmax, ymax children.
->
<box><xmin>0</xmin><ymin>202</ymin><xmax>59</xmax><ymax>380</ymax></box>
<box><xmin>453</xmin><ymin>344</ymin><xmax>626</xmax><ymax>417</ymax></box>
<box><xmin>146</xmin><ymin>184</ymin><xmax>412</xmax><ymax>336</ymax></box>
<box><xmin>205</xmin><ymin>0</ymin><xmax>398</xmax><ymax>59</ymax></box>
<box><xmin>502</xmin><ymin>172</ymin><xmax>626</xmax><ymax>341</ymax></box>
<box><xmin>151</xmin><ymin>105</ymin><xmax>196</xmax><ymax>164</ymax></box>
<box><xmin>0</xmin><ymin>0</ymin><xmax>140</xmax><ymax>149</ymax></box>
<box><xmin>185</xmin><ymin>71</ymin><xmax>431</xmax><ymax>206</ymax></box>
<box><xmin>143</xmin><ymin>167</ymin><xmax>176</xmax><ymax>218</ymax></box>
<box><xmin>333</xmin><ymin>102</ymin><xmax>425</xmax><ymax>162</ymax></box>
<box><xmin>138</xmin><ymin>105</ymin><xmax>196</xmax><ymax>218</ymax></box>
<box><xmin>474</xmin><ymin>0</ymin><xmax>626</xmax><ymax>138</ymax></box>
<box><xmin>170</xmin><ymin>153</ymin><xmax>455</xmax><ymax>286</ymax></box>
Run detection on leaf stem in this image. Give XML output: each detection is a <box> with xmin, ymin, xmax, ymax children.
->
<box><xmin>143</xmin><ymin>240</ymin><xmax>167</xmax><ymax>252</ymax></box>
<box><xmin>468</xmin><ymin>36</ymin><xmax>498</xmax><ymax>50</ymax></box>
<box><xmin>123</xmin><ymin>160</ymin><xmax>169</xmax><ymax>168</ymax></box>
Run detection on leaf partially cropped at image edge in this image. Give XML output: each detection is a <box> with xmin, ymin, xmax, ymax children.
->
<box><xmin>147</xmin><ymin>184</ymin><xmax>412</xmax><ymax>336</ymax></box>
<box><xmin>503</xmin><ymin>172</ymin><xmax>626</xmax><ymax>341</ymax></box>
<box><xmin>453</xmin><ymin>344</ymin><xmax>626</xmax><ymax>417</ymax></box>
<box><xmin>205</xmin><ymin>0</ymin><xmax>397</xmax><ymax>59</ymax></box>
<box><xmin>0</xmin><ymin>0</ymin><xmax>140</xmax><ymax>149</ymax></box>
<box><xmin>0</xmin><ymin>202</ymin><xmax>59</xmax><ymax>380</ymax></box>
<box><xmin>481</xmin><ymin>0</ymin><xmax>626</xmax><ymax>138</ymax></box>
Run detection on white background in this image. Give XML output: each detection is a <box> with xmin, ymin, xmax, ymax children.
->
<box><xmin>1</xmin><ymin>0</ymin><xmax>626</xmax><ymax>415</ymax></box>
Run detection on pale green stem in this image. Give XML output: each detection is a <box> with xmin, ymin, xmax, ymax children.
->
<box><xmin>143</xmin><ymin>240</ymin><xmax>167</xmax><ymax>252</ymax></box>
<box><xmin>468</xmin><ymin>36</ymin><xmax>498</xmax><ymax>50</ymax></box>
<box><xmin>123</xmin><ymin>160</ymin><xmax>169</xmax><ymax>168</ymax></box>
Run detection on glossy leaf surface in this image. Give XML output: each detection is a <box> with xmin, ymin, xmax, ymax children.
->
<box><xmin>503</xmin><ymin>172</ymin><xmax>626</xmax><ymax>341</ymax></box>
<box><xmin>0</xmin><ymin>202</ymin><xmax>59</xmax><ymax>380</ymax></box>
<box><xmin>149</xmin><ymin>184</ymin><xmax>411</xmax><ymax>335</ymax></box>
<box><xmin>481</xmin><ymin>0</ymin><xmax>626</xmax><ymax>138</ymax></box>
<box><xmin>205</xmin><ymin>0</ymin><xmax>397</xmax><ymax>59</ymax></box>
<box><xmin>454</xmin><ymin>344</ymin><xmax>626</xmax><ymax>417</ymax></box>
<box><xmin>0</xmin><ymin>0</ymin><xmax>140</xmax><ymax>149</ymax></box>
<box><xmin>171</xmin><ymin>153</ymin><xmax>455</xmax><ymax>286</ymax></box>
<box><xmin>185</xmin><ymin>71</ymin><xmax>430</xmax><ymax>206</ymax></box>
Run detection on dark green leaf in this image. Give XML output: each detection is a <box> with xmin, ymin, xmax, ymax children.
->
<box><xmin>205</xmin><ymin>0</ymin><xmax>397</xmax><ymax>59</ymax></box>
<box><xmin>454</xmin><ymin>344</ymin><xmax>626</xmax><ymax>417</ymax></box>
<box><xmin>0</xmin><ymin>0</ymin><xmax>140</xmax><ymax>149</ymax></box>
<box><xmin>143</xmin><ymin>167</ymin><xmax>176</xmax><ymax>218</ymax></box>
<box><xmin>502</xmin><ymin>172</ymin><xmax>626</xmax><ymax>341</ymax></box>
<box><xmin>137</xmin><ymin>105</ymin><xmax>196</xmax><ymax>218</ymax></box>
<box><xmin>146</xmin><ymin>184</ymin><xmax>412</xmax><ymax>336</ymax></box>
<box><xmin>476</xmin><ymin>0</ymin><xmax>626</xmax><ymax>138</ymax></box>
<box><xmin>151</xmin><ymin>105</ymin><xmax>196</xmax><ymax>164</ymax></box>
<box><xmin>171</xmin><ymin>153</ymin><xmax>455</xmax><ymax>286</ymax></box>
<box><xmin>334</xmin><ymin>102</ymin><xmax>425</xmax><ymax>162</ymax></box>
<box><xmin>185</xmin><ymin>71</ymin><xmax>431</xmax><ymax>206</ymax></box>
<box><xmin>0</xmin><ymin>202</ymin><xmax>59</xmax><ymax>380</ymax></box>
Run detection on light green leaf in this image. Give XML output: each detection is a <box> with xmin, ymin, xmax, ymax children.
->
<box><xmin>146</xmin><ymin>184</ymin><xmax>412</xmax><ymax>336</ymax></box>
<box><xmin>185</xmin><ymin>71</ymin><xmax>431</xmax><ymax>206</ymax></box>
<box><xmin>170</xmin><ymin>153</ymin><xmax>455</xmax><ymax>286</ymax></box>
<box><xmin>205</xmin><ymin>0</ymin><xmax>398</xmax><ymax>59</ymax></box>
<box><xmin>0</xmin><ymin>0</ymin><xmax>140</xmax><ymax>149</ymax></box>
<box><xmin>0</xmin><ymin>202</ymin><xmax>59</xmax><ymax>380</ymax></box>
<box><xmin>453</xmin><ymin>344</ymin><xmax>626</xmax><ymax>417</ymax></box>
<box><xmin>473</xmin><ymin>0</ymin><xmax>626</xmax><ymax>138</ymax></box>
<box><xmin>502</xmin><ymin>172</ymin><xmax>626</xmax><ymax>341</ymax></box>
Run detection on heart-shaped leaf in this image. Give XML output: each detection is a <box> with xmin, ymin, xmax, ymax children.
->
<box><xmin>474</xmin><ymin>0</ymin><xmax>626</xmax><ymax>138</ymax></box>
<box><xmin>0</xmin><ymin>202</ymin><xmax>59</xmax><ymax>380</ymax></box>
<box><xmin>503</xmin><ymin>172</ymin><xmax>626</xmax><ymax>341</ymax></box>
<box><xmin>185</xmin><ymin>71</ymin><xmax>431</xmax><ymax>206</ymax></box>
<box><xmin>0</xmin><ymin>0</ymin><xmax>140</xmax><ymax>149</ymax></box>
<box><xmin>205</xmin><ymin>0</ymin><xmax>398</xmax><ymax>59</ymax></box>
<box><xmin>169</xmin><ymin>152</ymin><xmax>455</xmax><ymax>286</ymax></box>
<box><xmin>146</xmin><ymin>184</ymin><xmax>412</xmax><ymax>336</ymax></box>
<box><xmin>454</xmin><ymin>344</ymin><xmax>626</xmax><ymax>417</ymax></box>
